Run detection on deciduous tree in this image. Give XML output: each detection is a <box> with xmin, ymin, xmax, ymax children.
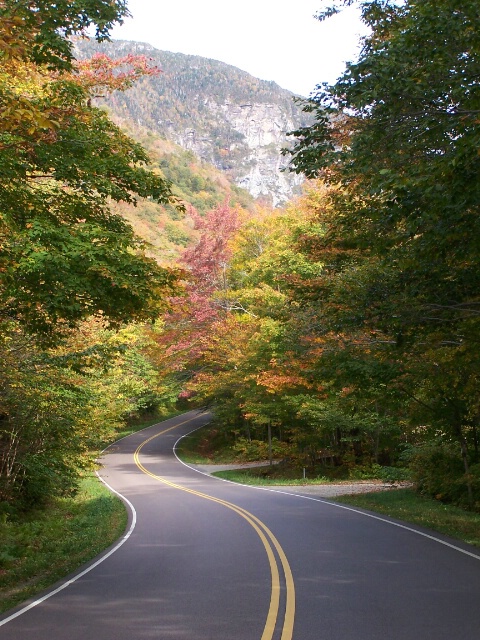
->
<box><xmin>0</xmin><ymin>2</ymin><xmax>179</xmax><ymax>342</ymax></box>
<box><xmin>283</xmin><ymin>0</ymin><xmax>480</xmax><ymax>504</ymax></box>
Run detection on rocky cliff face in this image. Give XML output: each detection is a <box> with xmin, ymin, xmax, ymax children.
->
<box><xmin>75</xmin><ymin>40</ymin><xmax>310</xmax><ymax>206</ymax></box>
<box><xmin>200</xmin><ymin>100</ymin><xmax>305</xmax><ymax>205</ymax></box>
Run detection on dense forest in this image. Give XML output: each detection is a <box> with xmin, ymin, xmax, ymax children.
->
<box><xmin>1</xmin><ymin>0</ymin><xmax>480</xmax><ymax>518</ymax></box>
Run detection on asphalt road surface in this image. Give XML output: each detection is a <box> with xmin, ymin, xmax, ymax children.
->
<box><xmin>2</xmin><ymin>410</ymin><xmax>480</xmax><ymax>639</ymax></box>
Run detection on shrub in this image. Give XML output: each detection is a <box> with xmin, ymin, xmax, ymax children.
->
<box><xmin>348</xmin><ymin>464</ymin><xmax>410</xmax><ymax>483</ymax></box>
<box><xmin>409</xmin><ymin>442</ymin><xmax>479</xmax><ymax>509</ymax></box>
<box><xmin>378</xmin><ymin>466</ymin><xmax>411</xmax><ymax>484</ymax></box>
<box><xmin>232</xmin><ymin>437</ymin><xmax>289</xmax><ymax>462</ymax></box>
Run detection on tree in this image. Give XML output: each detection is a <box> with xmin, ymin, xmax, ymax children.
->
<box><xmin>0</xmin><ymin>318</ymin><xmax>166</xmax><ymax>505</ymax></box>
<box><xmin>0</xmin><ymin>1</ymin><xmax>129</xmax><ymax>72</ymax></box>
<box><xmin>0</xmin><ymin>2</ymin><xmax>179</xmax><ymax>342</ymax></box>
<box><xmin>154</xmin><ymin>200</ymin><xmax>241</xmax><ymax>373</ymax></box>
<box><xmin>0</xmin><ymin>0</ymin><xmax>183</xmax><ymax>504</ymax></box>
<box><xmin>284</xmin><ymin>0</ymin><xmax>480</xmax><ymax>505</ymax></box>
<box><xmin>287</xmin><ymin>0</ymin><xmax>480</xmax><ymax>333</ymax></box>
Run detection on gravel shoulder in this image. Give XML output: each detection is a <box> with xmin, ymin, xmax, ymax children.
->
<box><xmin>190</xmin><ymin>462</ymin><xmax>405</xmax><ymax>497</ymax></box>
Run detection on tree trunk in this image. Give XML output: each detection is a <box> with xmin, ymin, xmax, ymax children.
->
<box><xmin>268</xmin><ymin>422</ymin><xmax>272</xmax><ymax>466</ymax></box>
<box><xmin>454</xmin><ymin>422</ymin><xmax>473</xmax><ymax>509</ymax></box>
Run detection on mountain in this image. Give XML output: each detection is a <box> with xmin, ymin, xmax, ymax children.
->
<box><xmin>74</xmin><ymin>39</ymin><xmax>310</xmax><ymax>206</ymax></box>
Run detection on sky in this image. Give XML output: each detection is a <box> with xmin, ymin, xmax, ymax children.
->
<box><xmin>110</xmin><ymin>1</ymin><xmax>368</xmax><ymax>97</ymax></box>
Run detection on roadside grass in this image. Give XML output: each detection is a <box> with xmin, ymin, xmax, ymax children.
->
<box><xmin>0</xmin><ymin>408</ymin><xmax>183</xmax><ymax>616</ymax></box>
<box><xmin>212</xmin><ymin>468</ymin><xmax>331</xmax><ymax>485</ymax></box>
<box><xmin>0</xmin><ymin>474</ymin><xmax>126</xmax><ymax>614</ymax></box>
<box><xmin>335</xmin><ymin>489</ymin><xmax>480</xmax><ymax>548</ymax></box>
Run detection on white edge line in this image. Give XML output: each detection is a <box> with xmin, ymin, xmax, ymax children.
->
<box><xmin>0</xmin><ymin>474</ymin><xmax>137</xmax><ymax>627</ymax></box>
<box><xmin>173</xmin><ymin>432</ymin><xmax>480</xmax><ymax>563</ymax></box>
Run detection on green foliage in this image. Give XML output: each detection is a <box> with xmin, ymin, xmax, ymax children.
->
<box><xmin>232</xmin><ymin>437</ymin><xmax>290</xmax><ymax>462</ymax></box>
<box><xmin>0</xmin><ymin>1</ymin><xmax>129</xmax><ymax>72</ymax></box>
<box><xmin>409</xmin><ymin>442</ymin><xmax>480</xmax><ymax>510</ymax></box>
<box><xmin>0</xmin><ymin>318</ymin><xmax>178</xmax><ymax>501</ymax></box>
<box><xmin>0</xmin><ymin>6</ymin><xmax>181</xmax><ymax>343</ymax></box>
<box><xmin>0</xmin><ymin>2</ymin><xmax>189</xmax><ymax>506</ymax></box>
<box><xmin>0</xmin><ymin>321</ymin><xmax>167</xmax><ymax>506</ymax></box>
<box><xmin>287</xmin><ymin>0</ymin><xmax>480</xmax><ymax>346</ymax></box>
<box><xmin>175</xmin><ymin>425</ymin><xmax>239</xmax><ymax>464</ymax></box>
<box><xmin>277</xmin><ymin>0</ymin><xmax>480</xmax><ymax>507</ymax></box>
<box><xmin>0</xmin><ymin>338</ymin><xmax>90</xmax><ymax>505</ymax></box>
<box><xmin>378</xmin><ymin>466</ymin><xmax>411</xmax><ymax>484</ymax></box>
<box><xmin>347</xmin><ymin>464</ymin><xmax>410</xmax><ymax>483</ymax></box>
<box><xmin>164</xmin><ymin>221</ymin><xmax>191</xmax><ymax>247</ymax></box>
<box><xmin>0</xmin><ymin>94</ymin><xmax>178</xmax><ymax>341</ymax></box>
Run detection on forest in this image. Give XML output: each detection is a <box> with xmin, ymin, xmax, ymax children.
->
<box><xmin>1</xmin><ymin>0</ymin><xmax>479</xmax><ymax>519</ymax></box>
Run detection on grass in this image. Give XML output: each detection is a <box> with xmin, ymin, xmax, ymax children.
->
<box><xmin>212</xmin><ymin>468</ymin><xmax>331</xmax><ymax>485</ymax></box>
<box><xmin>0</xmin><ymin>475</ymin><xmax>127</xmax><ymax>614</ymax></box>
<box><xmin>335</xmin><ymin>489</ymin><xmax>480</xmax><ymax>548</ymax></box>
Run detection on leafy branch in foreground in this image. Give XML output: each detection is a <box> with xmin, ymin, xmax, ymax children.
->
<box><xmin>0</xmin><ymin>4</ymin><xmax>181</xmax><ymax>342</ymax></box>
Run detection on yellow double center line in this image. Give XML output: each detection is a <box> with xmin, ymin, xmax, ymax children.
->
<box><xmin>134</xmin><ymin>421</ymin><xmax>295</xmax><ymax>640</ymax></box>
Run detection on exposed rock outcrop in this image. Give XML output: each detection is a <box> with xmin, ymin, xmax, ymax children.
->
<box><xmin>75</xmin><ymin>40</ymin><xmax>310</xmax><ymax>206</ymax></box>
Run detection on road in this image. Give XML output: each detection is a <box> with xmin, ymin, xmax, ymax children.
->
<box><xmin>2</xmin><ymin>410</ymin><xmax>480</xmax><ymax>639</ymax></box>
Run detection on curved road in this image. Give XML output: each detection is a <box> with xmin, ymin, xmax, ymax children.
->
<box><xmin>2</xmin><ymin>410</ymin><xmax>480</xmax><ymax>639</ymax></box>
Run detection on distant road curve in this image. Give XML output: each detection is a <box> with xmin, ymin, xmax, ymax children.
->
<box><xmin>2</xmin><ymin>410</ymin><xmax>480</xmax><ymax>640</ymax></box>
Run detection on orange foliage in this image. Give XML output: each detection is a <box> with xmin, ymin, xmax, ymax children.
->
<box><xmin>74</xmin><ymin>52</ymin><xmax>160</xmax><ymax>96</ymax></box>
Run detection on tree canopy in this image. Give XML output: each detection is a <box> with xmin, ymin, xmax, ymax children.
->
<box><xmin>0</xmin><ymin>0</ymin><xmax>179</xmax><ymax>342</ymax></box>
<box><xmin>0</xmin><ymin>1</ymin><xmax>129</xmax><ymax>71</ymax></box>
<box><xmin>284</xmin><ymin>0</ymin><xmax>480</xmax><ymax>505</ymax></box>
<box><xmin>0</xmin><ymin>0</ymin><xmax>180</xmax><ymax>505</ymax></box>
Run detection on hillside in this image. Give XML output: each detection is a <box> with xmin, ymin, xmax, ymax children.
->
<box><xmin>74</xmin><ymin>39</ymin><xmax>310</xmax><ymax>206</ymax></box>
<box><xmin>108</xmin><ymin>128</ymin><xmax>255</xmax><ymax>264</ymax></box>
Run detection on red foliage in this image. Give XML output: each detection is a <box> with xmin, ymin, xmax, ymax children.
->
<box><xmin>156</xmin><ymin>200</ymin><xmax>241</xmax><ymax>368</ymax></box>
<box><xmin>74</xmin><ymin>52</ymin><xmax>160</xmax><ymax>96</ymax></box>
<box><xmin>182</xmin><ymin>201</ymin><xmax>240</xmax><ymax>295</ymax></box>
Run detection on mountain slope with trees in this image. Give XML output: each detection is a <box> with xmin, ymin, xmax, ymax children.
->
<box><xmin>74</xmin><ymin>38</ymin><xmax>310</xmax><ymax>206</ymax></box>
<box><xmin>108</xmin><ymin>127</ymin><xmax>255</xmax><ymax>264</ymax></box>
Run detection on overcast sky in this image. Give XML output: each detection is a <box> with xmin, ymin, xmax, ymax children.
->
<box><xmin>110</xmin><ymin>1</ymin><xmax>368</xmax><ymax>97</ymax></box>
